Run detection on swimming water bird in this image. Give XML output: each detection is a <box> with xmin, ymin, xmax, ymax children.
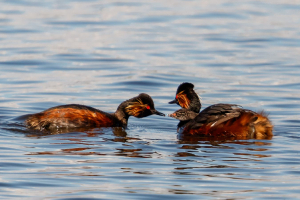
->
<box><xmin>26</xmin><ymin>93</ymin><xmax>165</xmax><ymax>131</ymax></box>
<box><xmin>168</xmin><ymin>83</ymin><xmax>273</xmax><ymax>139</ymax></box>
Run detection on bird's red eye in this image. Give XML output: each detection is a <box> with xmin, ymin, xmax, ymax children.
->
<box><xmin>176</xmin><ymin>95</ymin><xmax>178</xmax><ymax>99</ymax></box>
<box><xmin>146</xmin><ymin>105</ymin><xmax>150</xmax><ymax>109</ymax></box>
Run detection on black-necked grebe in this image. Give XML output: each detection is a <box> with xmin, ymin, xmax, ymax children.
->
<box><xmin>168</xmin><ymin>83</ymin><xmax>273</xmax><ymax>139</ymax></box>
<box><xmin>26</xmin><ymin>93</ymin><xmax>165</xmax><ymax>131</ymax></box>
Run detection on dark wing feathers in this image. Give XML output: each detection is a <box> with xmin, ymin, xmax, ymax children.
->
<box><xmin>188</xmin><ymin>104</ymin><xmax>246</xmax><ymax>129</ymax></box>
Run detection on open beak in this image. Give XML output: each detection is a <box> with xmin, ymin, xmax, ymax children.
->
<box><xmin>168</xmin><ymin>99</ymin><xmax>178</xmax><ymax>104</ymax></box>
<box><xmin>152</xmin><ymin>109</ymin><xmax>165</xmax><ymax>116</ymax></box>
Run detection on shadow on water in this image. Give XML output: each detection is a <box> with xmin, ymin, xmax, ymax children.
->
<box><xmin>1</xmin><ymin>114</ymin><xmax>273</xmax><ymax>162</ymax></box>
<box><xmin>171</xmin><ymin>125</ymin><xmax>274</xmax><ymax>170</ymax></box>
<box><xmin>1</xmin><ymin>116</ymin><xmax>158</xmax><ymax>158</ymax></box>
<box><xmin>0</xmin><ymin>111</ymin><xmax>281</xmax><ymax>199</ymax></box>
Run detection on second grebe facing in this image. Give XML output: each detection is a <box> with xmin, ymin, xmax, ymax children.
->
<box><xmin>168</xmin><ymin>83</ymin><xmax>273</xmax><ymax>139</ymax></box>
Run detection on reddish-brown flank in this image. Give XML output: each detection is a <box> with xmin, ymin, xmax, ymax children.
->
<box><xmin>182</xmin><ymin>112</ymin><xmax>273</xmax><ymax>139</ymax></box>
<box><xmin>26</xmin><ymin>107</ymin><xmax>114</xmax><ymax>131</ymax></box>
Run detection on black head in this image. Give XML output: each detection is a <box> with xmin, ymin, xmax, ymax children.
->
<box><xmin>125</xmin><ymin>93</ymin><xmax>165</xmax><ymax>118</ymax></box>
<box><xmin>176</xmin><ymin>82</ymin><xmax>195</xmax><ymax>94</ymax></box>
<box><xmin>169</xmin><ymin>82</ymin><xmax>201</xmax><ymax>113</ymax></box>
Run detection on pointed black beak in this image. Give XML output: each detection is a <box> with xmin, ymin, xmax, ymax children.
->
<box><xmin>152</xmin><ymin>109</ymin><xmax>165</xmax><ymax>116</ymax></box>
<box><xmin>169</xmin><ymin>99</ymin><xmax>178</xmax><ymax>104</ymax></box>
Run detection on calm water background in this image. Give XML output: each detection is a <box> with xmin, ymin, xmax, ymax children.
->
<box><xmin>1</xmin><ymin>0</ymin><xmax>300</xmax><ymax>199</ymax></box>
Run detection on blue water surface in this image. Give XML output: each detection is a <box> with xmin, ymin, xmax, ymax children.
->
<box><xmin>1</xmin><ymin>0</ymin><xmax>300</xmax><ymax>199</ymax></box>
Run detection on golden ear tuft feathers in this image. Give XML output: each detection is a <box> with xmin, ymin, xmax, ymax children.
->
<box><xmin>177</xmin><ymin>91</ymin><xmax>190</xmax><ymax>109</ymax></box>
<box><xmin>125</xmin><ymin>98</ymin><xmax>149</xmax><ymax>117</ymax></box>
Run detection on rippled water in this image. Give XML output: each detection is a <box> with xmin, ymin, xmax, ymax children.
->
<box><xmin>1</xmin><ymin>0</ymin><xmax>300</xmax><ymax>199</ymax></box>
